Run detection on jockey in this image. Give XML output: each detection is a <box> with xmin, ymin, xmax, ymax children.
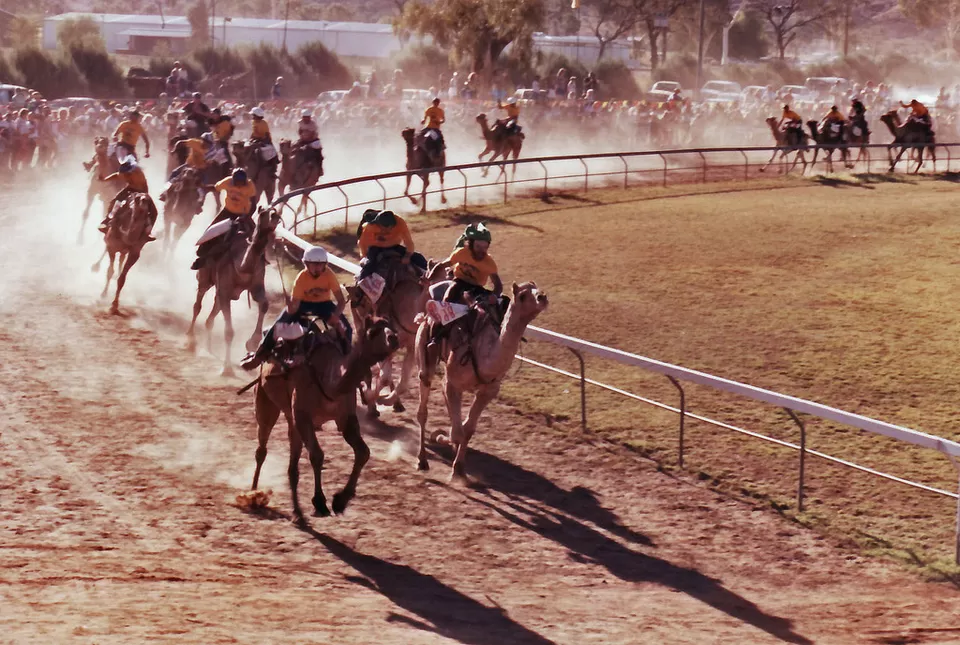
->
<box><xmin>496</xmin><ymin>96</ymin><xmax>521</xmax><ymax>135</ymax></box>
<box><xmin>295</xmin><ymin>109</ymin><xmax>323</xmax><ymax>167</ymax></box>
<box><xmin>113</xmin><ymin>110</ymin><xmax>151</xmax><ymax>161</ymax></box>
<box><xmin>190</xmin><ymin>168</ymin><xmax>257</xmax><ymax>270</ymax></box>
<box><xmin>778</xmin><ymin>104</ymin><xmax>802</xmax><ymax>132</ymax></box>
<box><xmin>183</xmin><ymin>92</ymin><xmax>212</xmax><ymax>133</ymax></box>
<box><xmin>420</xmin><ymin>97</ymin><xmax>445</xmax><ymax>152</ymax></box>
<box><xmin>818</xmin><ymin>105</ymin><xmax>846</xmax><ymax>135</ymax></box>
<box><xmin>900</xmin><ymin>99</ymin><xmax>932</xmax><ymax>135</ymax></box>
<box><xmin>241</xmin><ymin>245</ymin><xmax>351</xmax><ymax>370</ymax></box>
<box><xmin>98</xmin><ymin>157</ymin><xmax>157</xmax><ymax>237</ymax></box>
<box><xmin>160</xmin><ymin>132</ymin><xmax>213</xmax><ymax>202</ymax></box>
<box><xmin>849</xmin><ymin>97</ymin><xmax>869</xmax><ymax>135</ymax></box>
<box><xmin>356</xmin><ymin>209</ymin><xmax>427</xmax><ymax>280</ymax></box>
<box><xmin>210</xmin><ymin>107</ymin><xmax>234</xmax><ymax>165</ymax></box>
<box><xmin>249</xmin><ymin>106</ymin><xmax>272</xmax><ymax>143</ymax></box>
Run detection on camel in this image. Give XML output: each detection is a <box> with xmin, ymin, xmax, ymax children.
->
<box><xmin>186</xmin><ymin>206</ymin><xmax>281</xmax><ymax>376</ymax></box>
<box><xmin>277</xmin><ymin>138</ymin><xmax>324</xmax><ymax>194</ymax></box>
<box><xmin>161</xmin><ymin>166</ymin><xmax>205</xmax><ymax>259</ymax></box>
<box><xmin>402</xmin><ymin>128</ymin><xmax>446</xmax><ymax>214</ymax></box>
<box><xmin>232</xmin><ymin>140</ymin><xmax>277</xmax><ymax>207</ymax></box>
<box><xmin>476</xmin><ymin>114</ymin><xmax>524</xmax><ymax>178</ymax></box>
<box><xmin>250</xmin><ymin>317</ymin><xmax>399</xmax><ymax>518</ymax></box>
<box><xmin>415</xmin><ymin>281</ymin><xmax>549</xmax><ymax>478</ymax></box>
<box><xmin>80</xmin><ymin>137</ymin><xmax>123</xmax><ymax>244</ymax></box>
<box><xmin>806</xmin><ymin>120</ymin><xmax>848</xmax><ymax>174</ymax></box>
<box><xmin>759</xmin><ymin>117</ymin><xmax>809</xmax><ymax>174</ymax></box>
<box><xmin>880</xmin><ymin>110</ymin><xmax>936</xmax><ymax>174</ymax></box>
<box><xmin>347</xmin><ymin>254</ymin><xmax>429</xmax><ymax>418</ymax></box>
<box><xmin>91</xmin><ymin>193</ymin><xmax>155</xmax><ymax>314</ymax></box>
<box><xmin>846</xmin><ymin>116</ymin><xmax>871</xmax><ymax>169</ymax></box>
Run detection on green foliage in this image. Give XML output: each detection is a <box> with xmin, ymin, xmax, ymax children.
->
<box><xmin>6</xmin><ymin>17</ymin><xmax>40</xmax><ymax>49</ymax></box>
<box><xmin>726</xmin><ymin>10</ymin><xmax>770</xmax><ymax>61</ymax></box>
<box><xmin>191</xmin><ymin>45</ymin><xmax>247</xmax><ymax>77</ymax></box>
<box><xmin>188</xmin><ymin>0</ymin><xmax>211</xmax><ymax>47</ymax></box>
<box><xmin>398</xmin><ymin>0</ymin><xmax>545</xmax><ymax>75</ymax></box>
<box><xmin>593</xmin><ymin>59</ymin><xmax>641</xmax><ymax>100</ymax></box>
<box><xmin>68</xmin><ymin>45</ymin><xmax>128</xmax><ymax>97</ymax></box>
<box><xmin>0</xmin><ymin>54</ymin><xmax>22</xmax><ymax>85</ymax></box>
<box><xmin>294</xmin><ymin>41</ymin><xmax>353</xmax><ymax>92</ymax></box>
<box><xmin>13</xmin><ymin>47</ymin><xmax>87</xmax><ymax>98</ymax></box>
<box><xmin>56</xmin><ymin>16</ymin><xmax>107</xmax><ymax>51</ymax></box>
<box><xmin>391</xmin><ymin>44</ymin><xmax>451</xmax><ymax>89</ymax></box>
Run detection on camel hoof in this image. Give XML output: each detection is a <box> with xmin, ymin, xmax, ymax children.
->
<box><xmin>332</xmin><ymin>490</ymin><xmax>353</xmax><ymax>515</ymax></box>
<box><xmin>393</xmin><ymin>401</ymin><xmax>405</xmax><ymax>413</ymax></box>
<box><xmin>368</xmin><ymin>408</ymin><xmax>380</xmax><ymax>419</ymax></box>
<box><xmin>220</xmin><ymin>366</ymin><xmax>236</xmax><ymax>378</ymax></box>
<box><xmin>313</xmin><ymin>500</ymin><xmax>331</xmax><ymax>518</ymax></box>
<box><xmin>185</xmin><ymin>338</ymin><xmax>197</xmax><ymax>353</ymax></box>
<box><xmin>417</xmin><ymin>458</ymin><xmax>429</xmax><ymax>472</ymax></box>
<box><xmin>450</xmin><ymin>463</ymin><xmax>467</xmax><ymax>482</ymax></box>
<box><xmin>109</xmin><ymin>303</ymin><xmax>120</xmax><ymax>315</ymax></box>
<box><xmin>440</xmin><ymin>196</ymin><xmax>448</xmax><ymax>204</ymax></box>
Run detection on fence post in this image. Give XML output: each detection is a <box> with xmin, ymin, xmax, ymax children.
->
<box><xmin>458</xmin><ymin>169</ymin><xmax>468</xmax><ymax>209</ymax></box>
<box><xmin>539</xmin><ymin>160</ymin><xmax>548</xmax><ymax>196</ymax></box>
<box><xmin>620</xmin><ymin>155</ymin><xmax>628</xmax><ymax>189</ymax></box>
<box><xmin>375</xmin><ymin>179</ymin><xmax>387</xmax><ymax>210</ymax></box>
<box><xmin>579</xmin><ymin>158</ymin><xmax>589</xmax><ymax>192</ymax></box>
<box><xmin>667</xmin><ymin>376</ymin><xmax>686</xmax><ymax>467</ymax></box>
<box><xmin>946</xmin><ymin>145</ymin><xmax>952</xmax><ymax>173</ymax></box>
<box><xmin>739</xmin><ymin>150</ymin><xmax>749</xmax><ymax>181</ymax></box>
<box><xmin>785</xmin><ymin>408</ymin><xmax>806</xmax><ymax>511</ymax></box>
<box><xmin>503</xmin><ymin>168</ymin><xmax>509</xmax><ymax>204</ymax></box>
<box><xmin>568</xmin><ymin>348</ymin><xmax>587</xmax><ymax>432</ymax></box>
<box><xmin>659</xmin><ymin>153</ymin><xmax>668</xmax><ymax>187</ymax></box>
<box><xmin>336</xmin><ymin>185</ymin><xmax>349</xmax><ymax>231</ymax></box>
<box><xmin>698</xmin><ymin>151</ymin><xmax>707</xmax><ymax>183</ymax></box>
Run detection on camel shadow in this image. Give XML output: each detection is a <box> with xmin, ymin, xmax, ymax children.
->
<box><xmin>812</xmin><ymin>176</ymin><xmax>876</xmax><ymax>190</ymax></box>
<box><xmin>299</xmin><ymin>525</ymin><xmax>560</xmax><ymax>645</ymax></box>
<box><xmin>438</xmin><ymin>210</ymin><xmax>545</xmax><ymax>233</ymax></box>
<box><xmin>933</xmin><ymin>171</ymin><xmax>960</xmax><ymax>183</ymax></box>
<box><xmin>851</xmin><ymin>172</ymin><xmax>917</xmax><ymax>185</ymax></box>
<box><xmin>462</xmin><ymin>489</ymin><xmax>812</xmax><ymax>645</ymax></box>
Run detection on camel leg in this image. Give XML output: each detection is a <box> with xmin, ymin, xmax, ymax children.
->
<box><xmin>251</xmin><ymin>385</ymin><xmax>281</xmax><ymax>490</ymax></box>
<box><xmin>80</xmin><ymin>188</ymin><xmax>96</xmax><ymax>244</ymax></box>
<box><xmin>759</xmin><ymin>148</ymin><xmax>781</xmax><ymax>173</ymax></box>
<box><xmin>444</xmin><ymin>380</ymin><xmax>466</xmax><ymax>480</ymax></box>
<box><xmin>416</xmin><ymin>343</ymin><xmax>434</xmax><ymax>471</ymax></box>
<box><xmin>419</xmin><ymin>173</ymin><xmax>429</xmax><ymax>214</ymax></box>
<box><xmin>286</xmin><ymin>414</ymin><xmax>306</xmax><ymax>520</ymax></box>
<box><xmin>390</xmin><ymin>348</ymin><xmax>417</xmax><ymax>413</ymax></box>
<box><xmin>246</xmin><ymin>286</ymin><xmax>269</xmax><ymax>352</ymax></box>
<box><xmin>186</xmin><ymin>280</ymin><xmax>213</xmax><ymax>353</ymax></box>
<box><xmin>111</xmin><ymin>249</ymin><xmax>141</xmax><ymax>315</ymax></box>
<box><xmin>403</xmin><ymin>174</ymin><xmax>417</xmax><ymax>206</ymax></box>
<box><xmin>203</xmin><ymin>297</ymin><xmax>222</xmax><ymax>354</ymax></box>
<box><xmin>438</xmin><ymin>170</ymin><xmax>447</xmax><ymax>205</ymax></box>
<box><xmin>218</xmin><ymin>292</ymin><xmax>236</xmax><ymax>377</ymax></box>
<box><xmin>101</xmin><ymin>251</ymin><xmax>117</xmax><ymax>299</ymax></box>
<box><xmin>452</xmin><ymin>384</ymin><xmax>501</xmax><ymax>481</ymax></box>
<box><xmin>292</xmin><ymin>396</ymin><xmax>329</xmax><ymax>517</ymax></box>
<box><xmin>332</xmin><ymin>413</ymin><xmax>368</xmax><ymax>515</ymax></box>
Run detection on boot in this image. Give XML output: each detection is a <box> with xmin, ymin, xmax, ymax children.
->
<box><xmin>241</xmin><ymin>342</ymin><xmax>271</xmax><ymax>371</ymax></box>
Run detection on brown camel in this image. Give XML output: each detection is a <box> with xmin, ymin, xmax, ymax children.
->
<box><xmin>880</xmin><ymin>110</ymin><xmax>936</xmax><ymax>174</ymax></box>
<box><xmin>161</xmin><ymin>166</ymin><xmax>205</xmax><ymax>259</ymax></box>
<box><xmin>250</xmin><ymin>317</ymin><xmax>399</xmax><ymax>518</ymax></box>
<box><xmin>80</xmin><ymin>137</ymin><xmax>123</xmax><ymax>243</ymax></box>
<box><xmin>91</xmin><ymin>193</ymin><xmax>156</xmax><ymax>314</ymax></box>
<box><xmin>277</xmin><ymin>138</ymin><xmax>324</xmax><ymax>194</ymax></box>
<box><xmin>806</xmin><ymin>120</ymin><xmax>848</xmax><ymax>174</ymax></box>
<box><xmin>846</xmin><ymin>116</ymin><xmax>871</xmax><ymax>169</ymax></box>
<box><xmin>759</xmin><ymin>117</ymin><xmax>809</xmax><ymax>174</ymax></box>
<box><xmin>185</xmin><ymin>206</ymin><xmax>281</xmax><ymax>376</ymax></box>
<box><xmin>402</xmin><ymin>128</ymin><xmax>446</xmax><ymax>214</ymax></box>
<box><xmin>232</xmin><ymin>140</ymin><xmax>277</xmax><ymax>207</ymax></box>
<box><xmin>476</xmin><ymin>114</ymin><xmax>524</xmax><ymax>178</ymax></box>
<box><xmin>415</xmin><ymin>281</ymin><xmax>548</xmax><ymax>478</ymax></box>
<box><xmin>347</xmin><ymin>254</ymin><xmax>429</xmax><ymax>418</ymax></box>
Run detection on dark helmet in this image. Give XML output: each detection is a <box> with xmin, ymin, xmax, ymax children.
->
<box><xmin>192</xmin><ymin>91</ymin><xmax>202</xmax><ymax>99</ymax></box>
<box><xmin>457</xmin><ymin>222</ymin><xmax>492</xmax><ymax>248</ymax></box>
<box><xmin>782</xmin><ymin>104</ymin><xmax>790</xmax><ymax>110</ymax></box>
<box><xmin>374</xmin><ymin>210</ymin><xmax>397</xmax><ymax>227</ymax></box>
<box><xmin>232</xmin><ymin>168</ymin><xmax>248</xmax><ymax>184</ymax></box>
<box><xmin>830</xmin><ymin>105</ymin><xmax>838</xmax><ymax>111</ymax></box>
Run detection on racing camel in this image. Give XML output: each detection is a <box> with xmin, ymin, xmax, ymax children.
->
<box><xmin>232</xmin><ymin>140</ymin><xmax>277</xmax><ymax>207</ymax></box>
<box><xmin>249</xmin><ymin>317</ymin><xmax>399</xmax><ymax>519</ymax></box>
<box><xmin>161</xmin><ymin>166</ymin><xmax>205</xmax><ymax>259</ymax></box>
<box><xmin>80</xmin><ymin>137</ymin><xmax>122</xmax><ymax>244</ymax></box>
<box><xmin>402</xmin><ymin>127</ymin><xmax>446</xmax><ymax>214</ymax></box>
<box><xmin>806</xmin><ymin>120</ymin><xmax>848</xmax><ymax>174</ymax></box>
<box><xmin>476</xmin><ymin>113</ymin><xmax>524</xmax><ymax>177</ymax></box>
<box><xmin>185</xmin><ymin>206</ymin><xmax>281</xmax><ymax>376</ymax></box>
<box><xmin>880</xmin><ymin>110</ymin><xmax>936</xmax><ymax>174</ymax></box>
<box><xmin>91</xmin><ymin>193</ymin><xmax>155</xmax><ymax>314</ymax></box>
<box><xmin>760</xmin><ymin>117</ymin><xmax>809</xmax><ymax>174</ymax></box>
<box><xmin>415</xmin><ymin>281</ymin><xmax>549</xmax><ymax>479</ymax></box>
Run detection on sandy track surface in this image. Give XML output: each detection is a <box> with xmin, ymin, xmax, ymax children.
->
<box><xmin>2</xmin><ymin>185</ymin><xmax>960</xmax><ymax>645</ymax></box>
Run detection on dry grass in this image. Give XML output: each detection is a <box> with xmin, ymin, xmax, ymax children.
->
<box><xmin>313</xmin><ymin>173</ymin><xmax>960</xmax><ymax>577</ymax></box>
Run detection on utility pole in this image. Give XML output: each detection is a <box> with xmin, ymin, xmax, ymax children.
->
<box><xmin>695</xmin><ymin>0</ymin><xmax>705</xmax><ymax>99</ymax></box>
<box><xmin>210</xmin><ymin>0</ymin><xmax>216</xmax><ymax>44</ymax></box>
<box><xmin>842</xmin><ymin>3</ymin><xmax>850</xmax><ymax>58</ymax></box>
<box><xmin>282</xmin><ymin>0</ymin><xmax>290</xmax><ymax>52</ymax></box>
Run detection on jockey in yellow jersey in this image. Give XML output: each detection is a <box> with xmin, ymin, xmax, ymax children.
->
<box><xmin>210</xmin><ymin>107</ymin><xmax>234</xmax><ymax>166</ymax></box>
<box><xmin>496</xmin><ymin>96</ymin><xmax>522</xmax><ymax>135</ymax></box>
<box><xmin>98</xmin><ymin>158</ymin><xmax>158</xmax><ymax>237</ymax></box>
<box><xmin>241</xmin><ymin>245</ymin><xmax>352</xmax><ymax>370</ymax></box>
<box><xmin>420</xmin><ymin>97</ymin><xmax>445</xmax><ymax>153</ymax></box>
<box><xmin>113</xmin><ymin>110</ymin><xmax>151</xmax><ymax>161</ymax></box>
<box><xmin>191</xmin><ymin>168</ymin><xmax>257</xmax><ymax>270</ymax></box>
<box><xmin>356</xmin><ymin>209</ymin><xmax>428</xmax><ymax>280</ymax></box>
<box><xmin>818</xmin><ymin>105</ymin><xmax>846</xmax><ymax>137</ymax></box>
<box><xmin>778</xmin><ymin>104</ymin><xmax>804</xmax><ymax>144</ymax></box>
<box><xmin>161</xmin><ymin>132</ymin><xmax>213</xmax><ymax>202</ymax></box>
<box><xmin>247</xmin><ymin>105</ymin><xmax>279</xmax><ymax>172</ymax></box>
<box><xmin>250</xmin><ymin>106</ymin><xmax>271</xmax><ymax>143</ymax></box>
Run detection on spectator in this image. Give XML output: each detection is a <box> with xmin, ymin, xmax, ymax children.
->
<box><xmin>272</xmin><ymin>76</ymin><xmax>284</xmax><ymax>100</ymax></box>
<box><xmin>448</xmin><ymin>72</ymin><xmax>459</xmax><ymax>100</ymax></box>
<box><xmin>567</xmin><ymin>76</ymin><xmax>578</xmax><ymax>100</ymax></box>
<box><xmin>176</xmin><ymin>62</ymin><xmax>189</xmax><ymax>94</ymax></box>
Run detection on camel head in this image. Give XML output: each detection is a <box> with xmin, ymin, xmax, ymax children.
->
<box><xmin>401</xmin><ymin>127</ymin><xmax>415</xmax><ymax>144</ymax></box>
<box><xmin>179</xmin><ymin>166</ymin><xmax>203</xmax><ymax>190</ymax></box>
<box><xmin>231</xmin><ymin>140</ymin><xmax>246</xmax><ymax>162</ymax></box>
<box><xmin>509</xmin><ymin>281</ymin><xmax>549</xmax><ymax>324</ymax></box>
<box><xmin>358</xmin><ymin>316</ymin><xmax>400</xmax><ymax>362</ymax></box>
<box><xmin>476</xmin><ymin>113</ymin><xmax>489</xmax><ymax>125</ymax></box>
<box><xmin>93</xmin><ymin>136</ymin><xmax>109</xmax><ymax>154</ymax></box>
<box><xmin>880</xmin><ymin>110</ymin><xmax>899</xmax><ymax>126</ymax></box>
<box><xmin>254</xmin><ymin>206</ymin><xmax>283</xmax><ymax>238</ymax></box>
<box><xmin>278</xmin><ymin>138</ymin><xmax>292</xmax><ymax>155</ymax></box>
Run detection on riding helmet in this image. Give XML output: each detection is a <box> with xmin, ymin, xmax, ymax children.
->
<box><xmin>374</xmin><ymin>210</ymin><xmax>397</xmax><ymax>227</ymax></box>
<box><xmin>232</xmin><ymin>168</ymin><xmax>248</xmax><ymax>184</ymax></box>
<box><xmin>303</xmin><ymin>246</ymin><xmax>328</xmax><ymax>263</ymax></box>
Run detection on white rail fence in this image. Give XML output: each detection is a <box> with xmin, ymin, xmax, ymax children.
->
<box><xmin>275</xmin><ymin>225</ymin><xmax>960</xmax><ymax>564</ymax></box>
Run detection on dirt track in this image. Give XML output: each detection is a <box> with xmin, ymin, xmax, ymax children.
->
<box><xmin>2</xmin><ymin>184</ymin><xmax>960</xmax><ymax>644</ymax></box>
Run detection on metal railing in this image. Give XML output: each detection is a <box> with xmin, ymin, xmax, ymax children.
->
<box><xmin>274</xmin><ymin>225</ymin><xmax>960</xmax><ymax>564</ymax></box>
<box><xmin>271</xmin><ymin>143</ymin><xmax>960</xmax><ymax>237</ymax></box>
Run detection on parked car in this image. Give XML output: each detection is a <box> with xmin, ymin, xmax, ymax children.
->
<box><xmin>647</xmin><ymin>80</ymin><xmax>681</xmax><ymax>103</ymax></box>
<box><xmin>316</xmin><ymin>90</ymin><xmax>348</xmax><ymax>104</ymax></box>
<box><xmin>804</xmin><ymin>76</ymin><xmax>850</xmax><ymax>100</ymax></box>
<box><xmin>778</xmin><ymin>85</ymin><xmax>816</xmax><ymax>106</ymax></box>
<box><xmin>740</xmin><ymin>85</ymin><xmax>767</xmax><ymax>105</ymax></box>
<box><xmin>700</xmin><ymin>80</ymin><xmax>742</xmax><ymax>102</ymax></box>
<box><xmin>513</xmin><ymin>88</ymin><xmax>549</xmax><ymax>105</ymax></box>
<box><xmin>0</xmin><ymin>83</ymin><xmax>29</xmax><ymax>106</ymax></box>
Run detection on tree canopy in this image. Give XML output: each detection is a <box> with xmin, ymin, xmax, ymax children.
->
<box><xmin>57</xmin><ymin>16</ymin><xmax>107</xmax><ymax>51</ymax></box>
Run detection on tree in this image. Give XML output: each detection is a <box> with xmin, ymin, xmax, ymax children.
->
<box><xmin>5</xmin><ymin>17</ymin><xmax>40</xmax><ymax>49</ymax></box>
<box><xmin>188</xmin><ymin>0</ymin><xmax>211</xmax><ymax>48</ymax></box>
<box><xmin>899</xmin><ymin>0</ymin><xmax>960</xmax><ymax>54</ymax></box>
<box><xmin>397</xmin><ymin>0</ymin><xmax>545</xmax><ymax>80</ymax></box>
<box><xmin>57</xmin><ymin>17</ymin><xmax>107</xmax><ymax>51</ymax></box>
<box><xmin>754</xmin><ymin>0</ymin><xmax>834</xmax><ymax>60</ymax></box>
<box><xmin>587</xmin><ymin>0</ymin><xmax>647</xmax><ymax>62</ymax></box>
<box><xmin>639</xmin><ymin>0</ymin><xmax>690</xmax><ymax>71</ymax></box>
<box><xmin>544</xmin><ymin>0</ymin><xmax>581</xmax><ymax>36</ymax></box>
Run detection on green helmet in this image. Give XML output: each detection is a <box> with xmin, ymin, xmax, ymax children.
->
<box><xmin>456</xmin><ymin>222</ymin><xmax>492</xmax><ymax>248</ymax></box>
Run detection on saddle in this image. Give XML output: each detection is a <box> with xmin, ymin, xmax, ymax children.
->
<box><xmin>355</xmin><ymin>251</ymin><xmax>422</xmax><ymax>307</ymax></box>
<box><xmin>267</xmin><ymin>320</ymin><xmax>344</xmax><ymax>371</ymax></box>
<box><xmin>416</xmin><ymin>128</ymin><xmax>444</xmax><ymax>156</ymax></box>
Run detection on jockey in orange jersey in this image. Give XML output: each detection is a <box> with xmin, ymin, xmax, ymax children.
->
<box><xmin>420</xmin><ymin>97</ymin><xmax>445</xmax><ymax>153</ymax></box>
<box><xmin>113</xmin><ymin>110</ymin><xmax>151</xmax><ymax>160</ymax></box>
<box><xmin>98</xmin><ymin>157</ymin><xmax>158</xmax><ymax>236</ymax></box>
<box><xmin>900</xmin><ymin>99</ymin><xmax>932</xmax><ymax>136</ymax></box>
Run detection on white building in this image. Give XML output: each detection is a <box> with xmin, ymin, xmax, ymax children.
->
<box><xmin>42</xmin><ymin>13</ymin><xmax>404</xmax><ymax>58</ymax></box>
<box><xmin>530</xmin><ymin>33</ymin><xmax>642</xmax><ymax>69</ymax></box>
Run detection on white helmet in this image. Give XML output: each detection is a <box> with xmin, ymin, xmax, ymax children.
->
<box><xmin>303</xmin><ymin>246</ymin><xmax>328</xmax><ymax>263</ymax></box>
<box><xmin>301</xmin><ymin>109</ymin><xmax>312</xmax><ymax>117</ymax></box>
<box><xmin>250</xmin><ymin>106</ymin><xmax>265</xmax><ymax>118</ymax></box>
<box><xmin>506</xmin><ymin>96</ymin><xmax>518</xmax><ymax>105</ymax></box>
